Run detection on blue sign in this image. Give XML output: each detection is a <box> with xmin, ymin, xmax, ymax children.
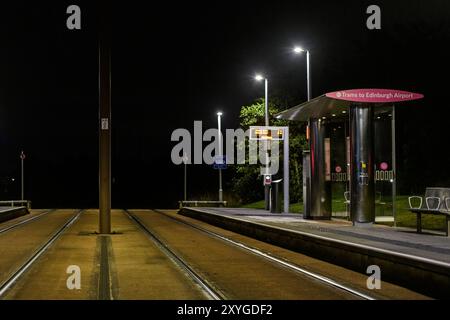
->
<box><xmin>213</xmin><ymin>155</ymin><xmax>227</xmax><ymax>170</ymax></box>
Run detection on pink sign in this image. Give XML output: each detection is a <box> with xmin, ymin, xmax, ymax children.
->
<box><xmin>380</xmin><ymin>162</ymin><xmax>389</xmax><ymax>170</ymax></box>
<box><xmin>326</xmin><ymin>89</ymin><xmax>424</xmax><ymax>103</ymax></box>
<box><xmin>335</xmin><ymin>166</ymin><xmax>342</xmax><ymax>173</ymax></box>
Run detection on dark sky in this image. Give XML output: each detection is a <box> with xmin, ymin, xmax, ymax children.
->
<box><xmin>0</xmin><ymin>1</ymin><xmax>449</xmax><ymax>208</ymax></box>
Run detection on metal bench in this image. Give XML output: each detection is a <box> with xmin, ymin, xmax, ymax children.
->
<box><xmin>408</xmin><ymin>187</ymin><xmax>450</xmax><ymax>237</ymax></box>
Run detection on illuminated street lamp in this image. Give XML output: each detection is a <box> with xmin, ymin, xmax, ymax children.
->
<box><xmin>293</xmin><ymin>46</ymin><xmax>311</xmax><ymax>101</ymax></box>
<box><xmin>254</xmin><ymin>74</ymin><xmax>264</xmax><ymax>81</ymax></box>
<box><xmin>254</xmin><ymin>74</ymin><xmax>269</xmax><ymax>126</ymax></box>
<box><xmin>293</xmin><ymin>46</ymin><xmax>312</xmax><ymax>217</ymax></box>
<box><xmin>255</xmin><ymin>74</ymin><xmax>270</xmax><ymax>210</ymax></box>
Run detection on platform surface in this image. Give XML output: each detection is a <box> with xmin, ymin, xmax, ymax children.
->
<box><xmin>184</xmin><ymin>207</ymin><xmax>450</xmax><ymax>265</ymax></box>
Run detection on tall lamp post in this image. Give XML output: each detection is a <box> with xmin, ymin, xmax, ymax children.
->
<box><xmin>255</xmin><ymin>74</ymin><xmax>270</xmax><ymax>210</ymax></box>
<box><xmin>255</xmin><ymin>75</ymin><xmax>269</xmax><ymax>125</ymax></box>
<box><xmin>294</xmin><ymin>46</ymin><xmax>314</xmax><ymax>218</ymax></box>
<box><xmin>293</xmin><ymin>46</ymin><xmax>311</xmax><ymax>101</ymax></box>
<box><xmin>182</xmin><ymin>152</ymin><xmax>188</xmax><ymax>202</ymax></box>
<box><xmin>217</xmin><ymin>112</ymin><xmax>223</xmax><ymax>202</ymax></box>
<box><xmin>20</xmin><ymin>150</ymin><xmax>25</xmax><ymax>201</ymax></box>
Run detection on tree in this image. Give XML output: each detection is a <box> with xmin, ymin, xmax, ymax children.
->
<box><xmin>229</xmin><ymin>98</ymin><xmax>308</xmax><ymax>205</ymax></box>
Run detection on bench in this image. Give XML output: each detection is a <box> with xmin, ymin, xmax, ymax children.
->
<box><xmin>408</xmin><ymin>187</ymin><xmax>450</xmax><ymax>237</ymax></box>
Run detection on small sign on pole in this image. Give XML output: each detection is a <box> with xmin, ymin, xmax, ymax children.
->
<box><xmin>101</xmin><ymin>118</ymin><xmax>109</xmax><ymax>130</ymax></box>
<box><xmin>213</xmin><ymin>155</ymin><xmax>227</xmax><ymax>170</ymax></box>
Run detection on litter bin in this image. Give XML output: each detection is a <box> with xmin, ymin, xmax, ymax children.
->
<box><xmin>270</xmin><ymin>179</ymin><xmax>283</xmax><ymax>213</ymax></box>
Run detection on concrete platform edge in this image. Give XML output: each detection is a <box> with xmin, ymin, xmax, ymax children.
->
<box><xmin>179</xmin><ymin>207</ymin><xmax>450</xmax><ymax>299</ymax></box>
<box><xmin>0</xmin><ymin>207</ymin><xmax>29</xmax><ymax>223</ymax></box>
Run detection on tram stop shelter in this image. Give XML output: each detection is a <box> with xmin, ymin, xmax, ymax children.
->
<box><xmin>276</xmin><ymin>89</ymin><xmax>424</xmax><ymax>227</ymax></box>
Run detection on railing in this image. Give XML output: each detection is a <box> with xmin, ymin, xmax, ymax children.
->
<box><xmin>0</xmin><ymin>200</ymin><xmax>32</xmax><ymax>210</ymax></box>
<box><xmin>179</xmin><ymin>200</ymin><xmax>227</xmax><ymax>208</ymax></box>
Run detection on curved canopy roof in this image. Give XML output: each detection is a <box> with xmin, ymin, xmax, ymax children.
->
<box><xmin>275</xmin><ymin>89</ymin><xmax>424</xmax><ymax>122</ymax></box>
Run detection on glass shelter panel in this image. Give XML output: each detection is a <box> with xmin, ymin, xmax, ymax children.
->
<box><xmin>328</xmin><ymin>110</ymin><xmax>395</xmax><ymax>221</ymax></box>
<box><xmin>373</xmin><ymin>112</ymin><xmax>395</xmax><ymax>221</ymax></box>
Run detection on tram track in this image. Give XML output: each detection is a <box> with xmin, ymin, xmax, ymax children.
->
<box><xmin>0</xmin><ymin>210</ymin><xmax>83</xmax><ymax>298</ymax></box>
<box><xmin>146</xmin><ymin>209</ymin><xmax>376</xmax><ymax>300</ymax></box>
<box><xmin>124</xmin><ymin>209</ymin><xmax>224</xmax><ymax>300</ymax></box>
<box><xmin>0</xmin><ymin>209</ymin><xmax>56</xmax><ymax>235</ymax></box>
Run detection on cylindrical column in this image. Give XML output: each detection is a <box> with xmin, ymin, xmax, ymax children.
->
<box><xmin>306</xmin><ymin>118</ymin><xmax>331</xmax><ymax>219</ymax></box>
<box><xmin>270</xmin><ymin>181</ymin><xmax>282</xmax><ymax>213</ymax></box>
<box><xmin>350</xmin><ymin>104</ymin><xmax>375</xmax><ymax>226</ymax></box>
<box><xmin>98</xmin><ymin>3</ymin><xmax>111</xmax><ymax>234</ymax></box>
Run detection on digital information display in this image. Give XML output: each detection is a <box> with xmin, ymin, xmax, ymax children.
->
<box><xmin>249</xmin><ymin>126</ymin><xmax>285</xmax><ymax>141</ymax></box>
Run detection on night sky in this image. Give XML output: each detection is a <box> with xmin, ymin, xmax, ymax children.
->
<box><xmin>0</xmin><ymin>1</ymin><xmax>449</xmax><ymax>208</ymax></box>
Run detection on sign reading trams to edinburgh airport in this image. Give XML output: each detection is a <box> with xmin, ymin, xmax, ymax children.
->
<box><xmin>326</xmin><ymin>89</ymin><xmax>424</xmax><ymax>103</ymax></box>
<box><xmin>250</xmin><ymin>126</ymin><xmax>285</xmax><ymax>141</ymax></box>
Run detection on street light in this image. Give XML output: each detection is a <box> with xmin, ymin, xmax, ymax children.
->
<box><xmin>254</xmin><ymin>74</ymin><xmax>264</xmax><ymax>81</ymax></box>
<box><xmin>293</xmin><ymin>46</ymin><xmax>311</xmax><ymax>101</ymax></box>
<box><xmin>293</xmin><ymin>46</ymin><xmax>312</xmax><ymax>217</ymax></box>
<box><xmin>182</xmin><ymin>152</ymin><xmax>188</xmax><ymax>202</ymax></box>
<box><xmin>255</xmin><ymin>74</ymin><xmax>270</xmax><ymax>210</ymax></box>
<box><xmin>254</xmin><ymin>74</ymin><xmax>269</xmax><ymax>126</ymax></box>
<box><xmin>293</xmin><ymin>46</ymin><xmax>304</xmax><ymax>54</ymax></box>
<box><xmin>217</xmin><ymin>111</ymin><xmax>223</xmax><ymax>202</ymax></box>
<box><xmin>20</xmin><ymin>150</ymin><xmax>25</xmax><ymax>201</ymax></box>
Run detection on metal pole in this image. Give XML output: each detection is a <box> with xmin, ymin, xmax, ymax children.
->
<box><xmin>264</xmin><ymin>79</ymin><xmax>269</xmax><ymax>126</ymax></box>
<box><xmin>21</xmin><ymin>156</ymin><xmax>24</xmax><ymax>201</ymax></box>
<box><xmin>306</xmin><ymin>50</ymin><xmax>311</xmax><ymax>101</ymax></box>
<box><xmin>264</xmin><ymin>78</ymin><xmax>270</xmax><ymax>210</ymax></box>
<box><xmin>283</xmin><ymin>127</ymin><xmax>289</xmax><ymax>213</ymax></box>
<box><xmin>218</xmin><ymin>113</ymin><xmax>223</xmax><ymax>202</ymax></box>
<box><xmin>99</xmin><ymin>3</ymin><xmax>111</xmax><ymax>234</ymax></box>
<box><xmin>182</xmin><ymin>152</ymin><xmax>188</xmax><ymax>201</ymax></box>
<box><xmin>391</xmin><ymin>106</ymin><xmax>397</xmax><ymax>227</ymax></box>
<box><xmin>304</xmin><ymin>50</ymin><xmax>312</xmax><ymax>216</ymax></box>
<box><xmin>184</xmin><ymin>162</ymin><xmax>187</xmax><ymax>201</ymax></box>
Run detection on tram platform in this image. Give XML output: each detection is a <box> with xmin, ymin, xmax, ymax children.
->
<box><xmin>179</xmin><ymin>207</ymin><xmax>450</xmax><ymax>298</ymax></box>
